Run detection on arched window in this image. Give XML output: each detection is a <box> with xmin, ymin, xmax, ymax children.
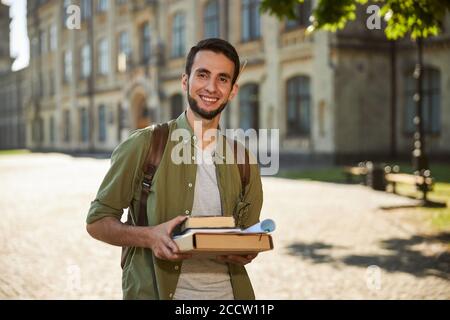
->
<box><xmin>141</xmin><ymin>22</ymin><xmax>151</xmax><ymax>63</ymax></box>
<box><xmin>98</xmin><ymin>104</ymin><xmax>106</xmax><ymax>142</ymax></box>
<box><xmin>239</xmin><ymin>84</ymin><xmax>259</xmax><ymax>130</ymax></box>
<box><xmin>171</xmin><ymin>94</ymin><xmax>184</xmax><ymax>119</ymax></box>
<box><xmin>286</xmin><ymin>76</ymin><xmax>311</xmax><ymax>136</ymax></box>
<box><xmin>404</xmin><ymin>67</ymin><xmax>441</xmax><ymax>134</ymax></box>
<box><xmin>171</xmin><ymin>12</ymin><xmax>186</xmax><ymax>58</ymax></box>
<box><xmin>204</xmin><ymin>0</ymin><xmax>220</xmax><ymax>38</ymax></box>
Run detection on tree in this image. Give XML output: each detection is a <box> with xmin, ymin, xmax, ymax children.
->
<box><xmin>261</xmin><ymin>0</ymin><xmax>450</xmax><ymax>196</ymax></box>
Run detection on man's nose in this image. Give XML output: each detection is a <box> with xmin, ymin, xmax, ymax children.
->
<box><xmin>205</xmin><ymin>78</ymin><xmax>218</xmax><ymax>93</ymax></box>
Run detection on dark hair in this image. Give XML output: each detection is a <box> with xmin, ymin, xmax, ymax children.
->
<box><xmin>185</xmin><ymin>38</ymin><xmax>240</xmax><ymax>85</ymax></box>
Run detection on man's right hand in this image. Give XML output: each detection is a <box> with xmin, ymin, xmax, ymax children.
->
<box><xmin>146</xmin><ymin>215</ymin><xmax>192</xmax><ymax>261</ymax></box>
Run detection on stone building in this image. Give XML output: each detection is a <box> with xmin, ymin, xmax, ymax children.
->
<box><xmin>21</xmin><ymin>0</ymin><xmax>450</xmax><ymax>162</ymax></box>
<box><xmin>0</xmin><ymin>2</ymin><xmax>25</xmax><ymax>150</ymax></box>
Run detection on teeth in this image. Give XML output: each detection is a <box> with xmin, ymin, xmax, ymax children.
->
<box><xmin>201</xmin><ymin>96</ymin><xmax>218</xmax><ymax>103</ymax></box>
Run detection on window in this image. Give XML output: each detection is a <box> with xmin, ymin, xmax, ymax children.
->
<box><xmin>171</xmin><ymin>12</ymin><xmax>185</xmax><ymax>58</ymax></box>
<box><xmin>286</xmin><ymin>0</ymin><xmax>312</xmax><ymax>30</ymax></box>
<box><xmin>97</xmin><ymin>0</ymin><xmax>108</xmax><ymax>12</ymax></box>
<box><xmin>62</xmin><ymin>0</ymin><xmax>71</xmax><ymax>27</ymax></box>
<box><xmin>81</xmin><ymin>0</ymin><xmax>92</xmax><ymax>20</ymax></box>
<box><xmin>141</xmin><ymin>23</ymin><xmax>151</xmax><ymax>64</ymax></box>
<box><xmin>118</xmin><ymin>31</ymin><xmax>131</xmax><ymax>72</ymax></box>
<box><xmin>49</xmin><ymin>116</ymin><xmax>55</xmax><ymax>144</ymax></box>
<box><xmin>98</xmin><ymin>38</ymin><xmax>109</xmax><ymax>75</ymax></box>
<box><xmin>241</xmin><ymin>0</ymin><xmax>261</xmax><ymax>42</ymax></box>
<box><xmin>404</xmin><ymin>67</ymin><xmax>441</xmax><ymax>134</ymax></box>
<box><xmin>239</xmin><ymin>84</ymin><xmax>259</xmax><ymax>130</ymax></box>
<box><xmin>49</xmin><ymin>71</ymin><xmax>54</xmax><ymax>95</ymax></box>
<box><xmin>39</xmin><ymin>118</ymin><xmax>44</xmax><ymax>143</ymax></box>
<box><xmin>63</xmin><ymin>50</ymin><xmax>72</xmax><ymax>83</ymax></box>
<box><xmin>31</xmin><ymin>37</ymin><xmax>39</xmax><ymax>58</ymax></box>
<box><xmin>204</xmin><ymin>0</ymin><xmax>220</xmax><ymax>38</ymax></box>
<box><xmin>81</xmin><ymin>44</ymin><xmax>91</xmax><ymax>78</ymax></box>
<box><xmin>80</xmin><ymin>108</ymin><xmax>89</xmax><ymax>142</ymax></box>
<box><xmin>64</xmin><ymin>110</ymin><xmax>71</xmax><ymax>142</ymax></box>
<box><xmin>98</xmin><ymin>105</ymin><xmax>106</xmax><ymax>142</ymax></box>
<box><xmin>50</xmin><ymin>24</ymin><xmax>57</xmax><ymax>51</ymax></box>
<box><xmin>170</xmin><ymin>94</ymin><xmax>183</xmax><ymax>119</ymax></box>
<box><xmin>40</xmin><ymin>30</ymin><xmax>47</xmax><ymax>54</ymax></box>
<box><xmin>286</xmin><ymin>76</ymin><xmax>311</xmax><ymax>136</ymax></box>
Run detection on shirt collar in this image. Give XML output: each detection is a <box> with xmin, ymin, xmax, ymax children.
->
<box><xmin>174</xmin><ymin>110</ymin><xmax>230</xmax><ymax>163</ymax></box>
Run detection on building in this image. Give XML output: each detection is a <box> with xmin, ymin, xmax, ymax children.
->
<box><xmin>0</xmin><ymin>2</ymin><xmax>25</xmax><ymax>150</ymax></box>
<box><xmin>21</xmin><ymin>0</ymin><xmax>450</xmax><ymax>162</ymax></box>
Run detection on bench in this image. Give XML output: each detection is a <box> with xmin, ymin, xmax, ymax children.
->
<box><xmin>385</xmin><ymin>172</ymin><xmax>433</xmax><ymax>201</ymax></box>
<box><xmin>344</xmin><ymin>164</ymin><xmax>368</xmax><ymax>184</ymax></box>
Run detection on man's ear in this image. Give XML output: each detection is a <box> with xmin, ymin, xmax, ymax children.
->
<box><xmin>181</xmin><ymin>73</ymin><xmax>188</xmax><ymax>91</ymax></box>
<box><xmin>229</xmin><ymin>83</ymin><xmax>239</xmax><ymax>100</ymax></box>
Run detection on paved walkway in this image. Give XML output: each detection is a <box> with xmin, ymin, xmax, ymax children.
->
<box><xmin>0</xmin><ymin>153</ymin><xmax>448</xmax><ymax>299</ymax></box>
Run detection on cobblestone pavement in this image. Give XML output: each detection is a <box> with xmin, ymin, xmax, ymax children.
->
<box><xmin>0</xmin><ymin>153</ymin><xmax>448</xmax><ymax>299</ymax></box>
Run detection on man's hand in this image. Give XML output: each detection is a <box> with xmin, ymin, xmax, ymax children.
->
<box><xmin>146</xmin><ymin>215</ymin><xmax>192</xmax><ymax>261</ymax></box>
<box><xmin>215</xmin><ymin>253</ymin><xmax>258</xmax><ymax>266</ymax></box>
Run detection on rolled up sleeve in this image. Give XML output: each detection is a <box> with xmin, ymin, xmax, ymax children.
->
<box><xmin>86</xmin><ymin>128</ymin><xmax>152</xmax><ymax>224</ymax></box>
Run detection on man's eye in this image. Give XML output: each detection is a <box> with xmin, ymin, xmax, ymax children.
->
<box><xmin>198</xmin><ymin>73</ymin><xmax>207</xmax><ymax>79</ymax></box>
<box><xmin>219</xmin><ymin>77</ymin><xmax>229</xmax><ymax>83</ymax></box>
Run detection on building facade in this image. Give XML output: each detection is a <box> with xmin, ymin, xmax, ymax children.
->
<box><xmin>0</xmin><ymin>3</ymin><xmax>26</xmax><ymax>150</ymax></box>
<box><xmin>18</xmin><ymin>0</ymin><xmax>450</xmax><ymax>161</ymax></box>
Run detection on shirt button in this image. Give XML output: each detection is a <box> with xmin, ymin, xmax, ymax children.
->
<box><xmin>188</xmin><ymin>183</ymin><xmax>193</xmax><ymax>188</ymax></box>
<box><xmin>185</xmin><ymin>210</ymin><xmax>190</xmax><ymax>215</ymax></box>
<box><xmin>192</xmin><ymin>136</ymin><xmax>197</xmax><ymax>140</ymax></box>
<box><xmin>192</xmin><ymin>156</ymin><xmax>196</xmax><ymax>161</ymax></box>
<box><xmin>174</xmin><ymin>265</ymin><xmax>179</xmax><ymax>271</ymax></box>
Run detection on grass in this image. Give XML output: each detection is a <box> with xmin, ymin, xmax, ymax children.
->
<box><xmin>0</xmin><ymin>149</ymin><xmax>31</xmax><ymax>156</ymax></box>
<box><xmin>276</xmin><ymin>163</ymin><xmax>450</xmax><ymax>232</ymax></box>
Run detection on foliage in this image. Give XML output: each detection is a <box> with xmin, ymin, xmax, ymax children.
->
<box><xmin>260</xmin><ymin>0</ymin><xmax>450</xmax><ymax>39</ymax></box>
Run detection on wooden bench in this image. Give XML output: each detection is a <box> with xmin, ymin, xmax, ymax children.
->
<box><xmin>385</xmin><ymin>173</ymin><xmax>433</xmax><ymax>200</ymax></box>
<box><xmin>343</xmin><ymin>165</ymin><xmax>368</xmax><ymax>184</ymax></box>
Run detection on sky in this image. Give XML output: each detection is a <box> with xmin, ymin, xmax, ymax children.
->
<box><xmin>2</xmin><ymin>0</ymin><xmax>29</xmax><ymax>71</ymax></box>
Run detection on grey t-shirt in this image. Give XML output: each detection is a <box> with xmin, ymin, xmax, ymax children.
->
<box><xmin>173</xmin><ymin>142</ymin><xmax>234</xmax><ymax>300</ymax></box>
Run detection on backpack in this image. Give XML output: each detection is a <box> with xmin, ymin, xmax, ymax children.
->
<box><xmin>121</xmin><ymin>122</ymin><xmax>250</xmax><ymax>268</ymax></box>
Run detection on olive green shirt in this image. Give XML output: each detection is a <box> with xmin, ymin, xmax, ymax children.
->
<box><xmin>86</xmin><ymin>112</ymin><xmax>263</xmax><ymax>300</ymax></box>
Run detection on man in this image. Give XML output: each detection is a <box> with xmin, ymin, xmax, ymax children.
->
<box><xmin>86</xmin><ymin>38</ymin><xmax>263</xmax><ymax>300</ymax></box>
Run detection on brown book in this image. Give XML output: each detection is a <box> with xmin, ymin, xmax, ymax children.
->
<box><xmin>180</xmin><ymin>216</ymin><xmax>236</xmax><ymax>232</ymax></box>
<box><xmin>173</xmin><ymin>232</ymin><xmax>273</xmax><ymax>257</ymax></box>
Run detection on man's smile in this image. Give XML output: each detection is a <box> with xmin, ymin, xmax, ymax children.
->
<box><xmin>199</xmin><ymin>95</ymin><xmax>220</xmax><ymax>105</ymax></box>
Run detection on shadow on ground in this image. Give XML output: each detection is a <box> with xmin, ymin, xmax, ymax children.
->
<box><xmin>286</xmin><ymin>242</ymin><xmax>342</xmax><ymax>264</ymax></box>
<box><xmin>286</xmin><ymin>233</ymin><xmax>450</xmax><ymax>280</ymax></box>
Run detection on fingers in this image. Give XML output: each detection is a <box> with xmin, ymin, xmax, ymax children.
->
<box><xmin>215</xmin><ymin>254</ymin><xmax>257</xmax><ymax>265</ymax></box>
<box><xmin>155</xmin><ymin>239</ymin><xmax>192</xmax><ymax>261</ymax></box>
<box><xmin>167</xmin><ymin>215</ymin><xmax>188</xmax><ymax>233</ymax></box>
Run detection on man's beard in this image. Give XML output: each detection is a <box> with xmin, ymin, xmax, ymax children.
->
<box><xmin>187</xmin><ymin>84</ymin><xmax>229</xmax><ymax>120</ymax></box>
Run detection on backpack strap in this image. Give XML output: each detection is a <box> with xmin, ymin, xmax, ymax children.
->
<box><xmin>232</xmin><ymin>139</ymin><xmax>250</xmax><ymax>197</ymax></box>
<box><xmin>137</xmin><ymin>123</ymin><xmax>169</xmax><ymax>226</ymax></box>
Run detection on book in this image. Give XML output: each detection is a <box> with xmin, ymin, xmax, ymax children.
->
<box><xmin>180</xmin><ymin>216</ymin><xmax>236</xmax><ymax>232</ymax></box>
<box><xmin>173</xmin><ymin>231</ymin><xmax>273</xmax><ymax>257</ymax></box>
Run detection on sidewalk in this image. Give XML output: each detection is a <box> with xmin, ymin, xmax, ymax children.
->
<box><xmin>0</xmin><ymin>153</ymin><xmax>448</xmax><ymax>299</ymax></box>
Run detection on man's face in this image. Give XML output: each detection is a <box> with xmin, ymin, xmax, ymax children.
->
<box><xmin>182</xmin><ymin>50</ymin><xmax>238</xmax><ymax>120</ymax></box>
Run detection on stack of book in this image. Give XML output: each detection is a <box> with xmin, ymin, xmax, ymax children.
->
<box><xmin>173</xmin><ymin>216</ymin><xmax>273</xmax><ymax>257</ymax></box>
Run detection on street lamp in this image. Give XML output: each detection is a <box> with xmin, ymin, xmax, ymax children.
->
<box><xmin>411</xmin><ymin>37</ymin><xmax>429</xmax><ymax>177</ymax></box>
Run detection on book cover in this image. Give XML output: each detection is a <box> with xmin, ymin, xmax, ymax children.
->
<box><xmin>180</xmin><ymin>216</ymin><xmax>236</xmax><ymax>232</ymax></box>
<box><xmin>173</xmin><ymin>232</ymin><xmax>273</xmax><ymax>257</ymax></box>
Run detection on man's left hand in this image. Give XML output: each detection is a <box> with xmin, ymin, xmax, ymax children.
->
<box><xmin>215</xmin><ymin>253</ymin><xmax>258</xmax><ymax>266</ymax></box>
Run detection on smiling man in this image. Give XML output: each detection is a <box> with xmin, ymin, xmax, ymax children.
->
<box><xmin>86</xmin><ymin>38</ymin><xmax>263</xmax><ymax>300</ymax></box>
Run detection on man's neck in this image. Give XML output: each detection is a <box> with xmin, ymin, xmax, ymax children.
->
<box><xmin>186</xmin><ymin>108</ymin><xmax>220</xmax><ymax>149</ymax></box>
